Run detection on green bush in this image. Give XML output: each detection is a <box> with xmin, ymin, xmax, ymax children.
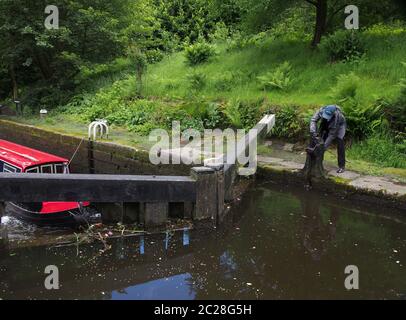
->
<box><xmin>223</xmin><ymin>99</ymin><xmax>265</xmax><ymax>129</ymax></box>
<box><xmin>343</xmin><ymin>102</ymin><xmax>383</xmax><ymax>139</ymax></box>
<box><xmin>223</xmin><ymin>100</ymin><xmax>242</xmax><ymax>128</ymax></box>
<box><xmin>202</xmin><ymin>103</ymin><xmax>224</xmax><ymax>128</ymax></box>
<box><xmin>271</xmin><ymin>105</ymin><xmax>304</xmax><ymax>139</ymax></box>
<box><xmin>381</xmin><ymin>99</ymin><xmax>406</xmax><ymax>138</ymax></box>
<box><xmin>187</xmin><ymin>71</ymin><xmax>208</xmax><ymax>91</ymax></box>
<box><xmin>169</xmin><ymin>109</ymin><xmax>205</xmax><ymax>131</ymax></box>
<box><xmin>257</xmin><ymin>62</ymin><xmax>292</xmax><ymax>91</ymax></box>
<box><xmin>145</xmin><ymin>49</ymin><xmax>165</xmax><ymax>64</ymax></box>
<box><xmin>238</xmin><ymin>99</ymin><xmax>265</xmax><ymax>129</ymax></box>
<box><xmin>129</xmin><ymin>122</ymin><xmax>159</xmax><ymax>135</ymax></box>
<box><xmin>383</xmin><ymin>62</ymin><xmax>406</xmax><ymax>135</ymax></box>
<box><xmin>226</xmin><ymin>31</ymin><xmax>270</xmax><ymax>52</ymax></box>
<box><xmin>321</xmin><ymin>30</ymin><xmax>366</xmax><ymax>63</ymax></box>
<box><xmin>331</xmin><ymin>73</ymin><xmax>383</xmax><ymax>139</ymax></box>
<box><xmin>269</xmin><ymin>5</ymin><xmax>313</xmax><ymax>41</ymax></box>
<box><xmin>331</xmin><ymin>72</ymin><xmax>360</xmax><ymax>101</ymax></box>
<box><xmin>184</xmin><ymin>42</ymin><xmax>216</xmax><ymax>66</ymax></box>
<box><xmin>209</xmin><ymin>22</ymin><xmax>230</xmax><ymax>43</ymax></box>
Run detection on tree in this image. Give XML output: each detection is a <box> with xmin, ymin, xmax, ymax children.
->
<box><xmin>304</xmin><ymin>0</ymin><xmax>347</xmax><ymax>47</ymax></box>
<box><xmin>0</xmin><ymin>0</ymin><xmax>131</xmax><ymax>107</ymax></box>
<box><xmin>238</xmin><ymin>0</ymin><xmax>406</xmax><ymax>46</ymax></box>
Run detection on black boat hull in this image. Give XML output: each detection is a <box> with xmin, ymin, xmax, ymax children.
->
<box><xmin>6</xmin><ymin>202</ymin><xmax>101</xmax><ymax>228</ymax></box>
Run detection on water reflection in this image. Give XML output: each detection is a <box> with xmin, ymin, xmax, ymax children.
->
<box><xmin>299</xmin><ymin>192</ymin><xmax>339</xmax><ymax>261</ymax></box>
<box><xmin>1</xmin><ymin>183</ymin><xmax>405</xmax><ymax>300</ymax></box>
<box><xmin>112</xmin><ymin>273</ymin><xmax>196</xmax><ymax>300</ymax></box>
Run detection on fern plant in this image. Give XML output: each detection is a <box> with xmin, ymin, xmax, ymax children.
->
<box><xmin>223</xmin><ymin>100</ymin><xmax>242</xmax><ymax>128</ymax></box>
<box><xmin>257</xmin><ymin>62</ymin><xmax>292</xmax><ymax>91</ymax></box>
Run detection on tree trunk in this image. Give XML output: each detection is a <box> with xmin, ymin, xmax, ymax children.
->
<box><xmin>311</xmin><ymin>0</ymin><xmax>328</xmax><ymax>47</ymax></box>
<box><xmin>34</xmin><ymin>50</ymin><xmax>53</xmax><ymax>80</ymax></box>
<box><xmin>8</xmin><ymin>63</ymin><xmax>18</xmax><ymax>100</ymax></box>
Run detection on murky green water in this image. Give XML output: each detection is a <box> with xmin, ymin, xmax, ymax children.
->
<box><xmin>1</xmin><ymin>182</ymin><xmax>405</xmax><ymax>300</ymax></box>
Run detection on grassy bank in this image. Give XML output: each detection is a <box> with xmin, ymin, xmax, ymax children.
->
<box><xmin>144</xmin><ymin>28</ymin><xmax>405</xmax><ymax>106</ymax></box>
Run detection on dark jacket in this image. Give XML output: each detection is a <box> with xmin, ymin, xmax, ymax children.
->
<box><xmin>310</xmin><ymin>106</ymin><xmax>346</xmax><ymax>138</ymax></box>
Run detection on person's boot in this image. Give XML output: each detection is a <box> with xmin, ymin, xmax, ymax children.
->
<box><xmin>336</xmin><ymin>168</ymin><xmax>345</xmax><ymax>174</ymax></box>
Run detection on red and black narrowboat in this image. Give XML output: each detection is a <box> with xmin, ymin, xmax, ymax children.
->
<box><xmin>0</xmin><ymin>139</ymin><xmax>100</xmax><ymax>228</ymax></box>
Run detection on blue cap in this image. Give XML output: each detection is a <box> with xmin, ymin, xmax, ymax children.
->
<box><xmin>322</xmin><ymin>105</ymin><xmax>337</xmax><ymax>120</ymax></box>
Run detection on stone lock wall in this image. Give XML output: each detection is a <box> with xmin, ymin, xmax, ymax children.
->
<box><xmin>0</xmin><ymin>119</ymin><xmax>190</xmax><ymax>176</ymax></box>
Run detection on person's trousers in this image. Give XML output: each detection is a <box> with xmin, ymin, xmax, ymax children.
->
<box><xmin>324</xmin><ymin>125</ymin><xmax>346</xmax><ymax>169</ymax></box>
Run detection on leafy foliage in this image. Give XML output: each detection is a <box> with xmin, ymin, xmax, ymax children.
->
<box><xmin>348</xmin><ymin>133</ymin><xmax>406</xmax><ymax>169</ymax></box>
<box><xmin>321</xmin><ymin>30</ymin><xmax>366</xmax><ymax>63</ymax></box>
<box><xmin>213</xmin><ymin>71</ymin><xmax>245</xmax><ymax>91</ymax></box>
<box><xmin>381</xmin><ymin>62</ymin><xmax>406</xmax><ymax>136</ymax></box>
<box><xmin>187</xmin><ymin>71</ymin><xmax>208</xmax><ymax>91</ymax></box>
<box><xmin>223</xmin><ymin>99</ymin><xmax>266</xmax><ymax>129</ymax></box>
<box><xmin>331</xmin><ymin>73</ymin><xmax>383</xmax><ymax>139</ymax></box>
<box><xmin>271</xmin><ymin>105</ymin><xmax>304</xmax><ymax>139</ymax></box>
<box><xmin>257</xmin><ymin>62</ymin><xmax>292</xmax><ymax>91</ymax></box>
<box><xmin>184</xmin><ymin>42</ymin><xmax>216</xmax><ymax>66</ymax></box>
<box><xmin>223</xmin><ymin>100</ymin><xmax>242</xmax><ymax>128</ymax></box>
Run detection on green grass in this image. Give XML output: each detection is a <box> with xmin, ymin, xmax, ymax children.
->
<box><xmin>10</xmin><ymin>115</ymin><xmax>154</xmax><ymax>151</ymax></box>
<box><xmin>347</xmin><ymin>134</ymin><xmax>406</xmax><ymax>169</ymax></box>
<box><xmin>143</xmin><ymin>30</ymin><xmax>406</xmax><ymax>107</ymax></box>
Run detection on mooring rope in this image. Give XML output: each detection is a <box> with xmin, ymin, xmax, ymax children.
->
<box><xmin>68</xmin><ymin>137</ymin><xmax>85</xmax><ymax>166</ymax></box>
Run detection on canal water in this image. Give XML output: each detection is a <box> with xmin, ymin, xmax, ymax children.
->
<box><xmin>1</xmin><ymin>181</ymin><xmax>405</xmax><ymax>300</ymax></box>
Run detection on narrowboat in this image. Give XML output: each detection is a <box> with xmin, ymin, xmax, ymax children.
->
<box><xmin>0</xmin><ymin>139</ymin><xmax>100</xmax><ymax>228</ymax></box>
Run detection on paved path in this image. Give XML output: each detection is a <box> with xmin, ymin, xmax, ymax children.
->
<box><xmin>258</xmin><ymin>155</ymin><xmax>406</xmax><ymax>198</ymax></box>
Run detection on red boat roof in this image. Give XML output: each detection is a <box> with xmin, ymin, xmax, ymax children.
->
<box><xmin>0</xmin><ymin>139</ymin><xmax>68</xmax><ymax>170</ymax></box>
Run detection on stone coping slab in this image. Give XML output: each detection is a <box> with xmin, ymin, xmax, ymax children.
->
<box><xmin>258</xmin><ymin>156</ymin><xmax>406</xmax><ymax>199</ymax></box>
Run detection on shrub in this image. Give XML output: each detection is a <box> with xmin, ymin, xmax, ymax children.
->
<box><xmin>129</xmin><ymin>122</ymin><xmax>158</xmax><ymax>136</ymax></box>
<box><xmin>104</xmin><ymin>100</ymin><xmax>157</xmax><ymax>130</ymax></box>
<box><xmin>145</xmin><ymin>49</ymin><xmax>165</xmax><ymax>64</ymax></box>
<box><xmin>223</xmin><ymin>99</ymin><xmax>266</xmax><ymax>129</ymax></box>
<box><xmin>331</xmin><ymin>73</ymin><xmax>383</xmax><ymax>139</ymax></box>
<box><xmin>223</xmin><ymin>100</ymin><xmax>242</xmax><ymax>128</ymax></box>
<box><xmin>269</xmin><ymin>5</ymin><xmax>313</xmax><ymax>41</ymax></box>
<box><xmin>227</xmin><ymin>31</ymin><xmax>270</xmax><ymax>52</ymax></box>
<box><xmin>202</xmin><ymin>103</ymin><xmax>224</xmax><ymax>128</ymax></box>
<box><xmin>238</xmin><ymin>100</ymin><xmax>264</xmax><ymax>129</ymax></box>
<box><xmin>187</xmin><ymin>71</ymin><xmax>207</xmax><ymax>91</ymax></box>
<box><xmin>271</xmin><ymin>105</ymin><xmax>304</xmax><ymax>139</ymax></box>
<box><xmin>184</xmin><ymin>42</ymin><xmax>215</xmax><ymax>66</ymax></box>
<box><xmin>331</xmin><ymin>72</ymin><xmax>360</xmax><ymax>102</ymax></box>
<box><xmin>214</xmin><ymin>72</ymin><xmax>234</xmax><ymax>92</ymax></box>
<box><xmin>343</xmin><ymin>102</ymin><xmax>383</xmax><ymax>139</ymax></box>
<box><xmin>321</xmin><ymin>30</ymin><xmax>366</xmax><ymax>63</ymax></box>
<box><xmin>257</xmin><ymin>62</ymin><xmax>292</xmax><ymax>91</ymax></box>
<box><xmin>381</xmin><ymin>63</ymin><xmax>406</xmax><ymax>135</ymax></box>
<box><xmin>209</xmin><ymin>22</ymin><xmax>230</xmax><ymax>42</ymax></box>
<box><xmin>128</xmin><ymin>47</ymin><xmax>147</xmax><ymax>96</ymax></box>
